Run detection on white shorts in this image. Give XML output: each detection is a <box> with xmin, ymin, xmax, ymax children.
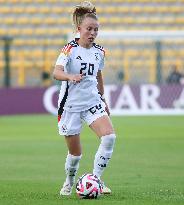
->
<box><xmin>58</xmin><ymin>103</ymin><xmax>108</xmax><ymax>136</ymax></box>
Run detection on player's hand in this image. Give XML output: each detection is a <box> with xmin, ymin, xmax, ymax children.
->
<box><xmin>69</xmin><ymin>74</ymin><xmax>84</xmax><ymax>83</ymax></box>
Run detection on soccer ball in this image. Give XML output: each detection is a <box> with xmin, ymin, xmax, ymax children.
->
<box><xmin>76</xmin><ymin>173</ymin><xmax>102</xmax><ymax>199</ymax></box>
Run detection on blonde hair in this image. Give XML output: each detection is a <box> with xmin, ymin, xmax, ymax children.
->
<box><xmin>72</xmin><ymin>1</ymin><xmax>97</xmax><ymax>32</ymax></box>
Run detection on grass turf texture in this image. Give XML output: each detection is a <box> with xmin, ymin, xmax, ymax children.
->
<box><xmin>0</xmin><ymin>114</ymin><xmax>184</xmax><ymax>205</ymax></box>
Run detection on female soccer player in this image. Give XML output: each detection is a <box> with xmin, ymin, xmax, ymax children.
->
<box><xmin>53</xmin><ymin>1</ymin><xmax>116</xmax><ymax>196</ymax></box>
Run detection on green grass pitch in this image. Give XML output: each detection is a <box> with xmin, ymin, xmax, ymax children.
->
<box><xmin>0</xmin><ymin>114</ymin><xmax>184</xmax><ymax>205</ymax></box>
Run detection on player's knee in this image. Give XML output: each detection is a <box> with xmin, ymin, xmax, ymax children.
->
<box><xmin>68</xmin><ymin>153</ymin><xmax>82</xmax><ymax>167</ymax></box>
<box><xmin>101</xmin><ymin>134</ymin><xmax>116</xmax><ymax>152</ymax></box>
<box><xmin>100</xmin><ymin>125</ymin><xmax>114</xmax><ymax>136</ymax></box>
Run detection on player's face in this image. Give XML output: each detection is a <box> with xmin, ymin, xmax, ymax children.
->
<box><xmin>78</xmin><ymin>17</ymin><xmax>99</xmax><ymax>47</ymax></box>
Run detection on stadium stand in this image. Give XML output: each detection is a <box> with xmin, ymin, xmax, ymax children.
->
<box><xmin>0</xmin><ymin>0</ymin><xmax>184</xmax><ymax>86</ymax></box>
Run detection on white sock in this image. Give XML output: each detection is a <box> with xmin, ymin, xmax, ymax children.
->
<box><xmin>93</xmin><ymin>134</ymin><xmax>116</xmax><ymax>179</ymax></box>
<box><xmin>65</xmin><ymin>153</ymin><xmax>82</xmax><ymax>186</ymax></box>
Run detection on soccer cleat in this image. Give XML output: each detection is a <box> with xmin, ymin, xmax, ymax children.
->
<box><xmin>60</xmin><ymin>182</ymin><xmax>73</xmax><ymax>196</ymax></box>
<box><xmin>101</xmin><ymin>182</ymin><xmax>111</xmax><ymax>194</ymax></box>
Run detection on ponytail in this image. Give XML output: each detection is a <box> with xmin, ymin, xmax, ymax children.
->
<box><xmin>72</xmin><ymin>1</ymin><xmax>97</xmax><ymax>32</ymax></box>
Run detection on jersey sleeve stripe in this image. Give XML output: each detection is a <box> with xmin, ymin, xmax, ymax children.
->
<box><xmin>61</xmin><ymin>44</ymin><xmax>73</xmax><ymax>55</ymax></box>
<box><xmin>60</xmin><ymin>40</ymin><xmax>78</xmax><ymax>55</ymax></box>
<box><xmin>58</xmin><ymin>82</ymin><xmax>69</xmax><ymax>121</ymax></box>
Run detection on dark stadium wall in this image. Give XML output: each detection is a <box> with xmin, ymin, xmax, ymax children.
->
<box><xmin>0</xmin><ymin>87</ymin><xmax>58</xmax><ymax>115</ymax></box>
<box><xmin>0</xmin><ymin>85</ymin><xmax>184</xmax><ymax>116</ymax></box>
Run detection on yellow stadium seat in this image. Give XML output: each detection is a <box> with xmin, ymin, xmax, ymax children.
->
<box><xmin>1</xmin><ymin>0</ymin><xmax>184</xmax><ymax>87</ymax></box>
<box><xmin>16</xmin><ymin>17</ymin><xmax>29</xmax><ymax>25</ymax></box>
<box><xmin>4</xmin><ymin>17</ymin><xmax>16</xmax><ymax>25</ymax></box>
<box><xmin>0</xmin><ymin>6</ymin><xmax>11</xmax><ymax>13</ymax></box>
<box><xmin>160</xmin><ymin>17</ymin><xmax>175</xmax><ymax>24</ymax></box>
<box><xmin>30</xmin><ymin>17</ymin><xmax>42</xmax><ymax>25</ymax></box>
<box><xmin>170</xmin><ymin>6</ymin><xmax>184</xmax><ymax>13</ymax></box>
<box><xmin>51</xmin><ymin>7</ymin><xmax>66</xmax><ymax>13</ymax></box>
<box><xmin>131</xmin><ymin>6</ymin><xmax>143</xmax><ymax>13</ymax></box>
<box><xmin>21</xmin><ymin>28</ymin><xmax>34</xmax><ymax>36</ymax></box>
<box><xmin>142</xmin><ymin>6</ymin><xmax>156</xmax><ymax>13</ymax></box>
<box><xmin>35</xmin><ymin>0</ymin><xmax>45</xmax><ymax>3</ymax></box>
<box><xmin>12</xmin><ymin>6</ymin><xmax>25</xmax><ymax>14</ymax></box>
<box><xmin>103</xmin><ymin>6</ymin><xmax>117</xmax><ymax>13</ymax></box>
<box><xmin>13</xmin><ymin>39</ymin><xmax>24</xmax><ymax>46</ymax></box>
<box><xmin>7</xmin><ymin>0</ymin><xmax>20</xmax><ymax>3</ymax></box>
<box><xmin>0</xmin><ymin>28</ymin><xmax>7</xmax><ymax>36</ymax></box>
<box><xmin>56</xmin><ymin>17</ymin><xmax>70</xmax><ymax>24</ymax></box>
<box><xmin>175</xmin><ymin>17</ymin><xmax>184</xmax><ymax>24</ymax></box>
<box><xmin>44</xmin><ymin>17</ymin><xmax>57</xmax><ymax>25</ymax></box>
<box><xmin>38</xmin><ymin>6</ymin><xmax>51</xmax><ymax>14</ymax></box>
<box><xmin>48</xmin><ymin>39</ymin><xmax>66</xmax><ymax>46</ymax></box>
<box><xmin>117</xmin><ymin>6</ymin><xmax>130</xmax><ymax>13</ymax></box>
<box><xmin>0</xmin><ymin>61</ymin><xmax>4</xmax><ymax>67</ymax></box>
<box><xmin>25</xmin><ymin>6</ymin><xmax>37</xmax><ymax>14</ymax></box>
<box><xmin>8</xmin><ymin>28</ymin><xmax>20</xmax><ymax>36</ymax></box>
<box><xmin>34</xmin><ymin>28</ymin><xmax>46</xmax><ymax>36</ymax></box>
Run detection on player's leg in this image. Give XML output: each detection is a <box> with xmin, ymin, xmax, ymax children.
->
<box><xmin>58</xmin><ymin>111</ymin><xmax>82</xmax><ymax>196</ymax></box>
<box><xmin>83</xmin><ymin>104</ymin><xmax>116</xmax><ymax>194</ymax></box>
<box><xmin>65</xmin><ymin>135</ymin><xmax>82</xmax><ymax>187</ymax></box>
<box><xmin>60</xmin><ymin>134</ymin><xmax>82</xmax><ymax>196</ymax></box>
<box><xmin>90</xmin><ymin>115</ymin><xmax>116</xmax><ymax>181</ymax></box>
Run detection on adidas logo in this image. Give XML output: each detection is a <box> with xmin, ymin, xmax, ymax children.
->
<box><xmin>76</xmin><ymin>56</ymin><xmax>82</xmax><ymax>60</ymax></box>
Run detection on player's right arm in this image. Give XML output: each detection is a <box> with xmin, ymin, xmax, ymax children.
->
<box><xmin>53</xmin><ymin>65</ymin><xmax>83</xmax><ymax>83</ymax></box>
<box><xmin>53</xmin><ymin>43</ymin><xmax>83</xmax><ymax>83</ymax></box>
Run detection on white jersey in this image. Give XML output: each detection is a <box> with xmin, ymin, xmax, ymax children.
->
<box><xmin>55</xmin><ymin>39</ymin><xmax>105</xmax><ymax>114</ymax></box>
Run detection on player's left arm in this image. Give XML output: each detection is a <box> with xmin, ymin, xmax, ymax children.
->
<box><xmin>96</xmin><ymin>70</ymin><xmax>110</xmax><ymax>116</ymax></box>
